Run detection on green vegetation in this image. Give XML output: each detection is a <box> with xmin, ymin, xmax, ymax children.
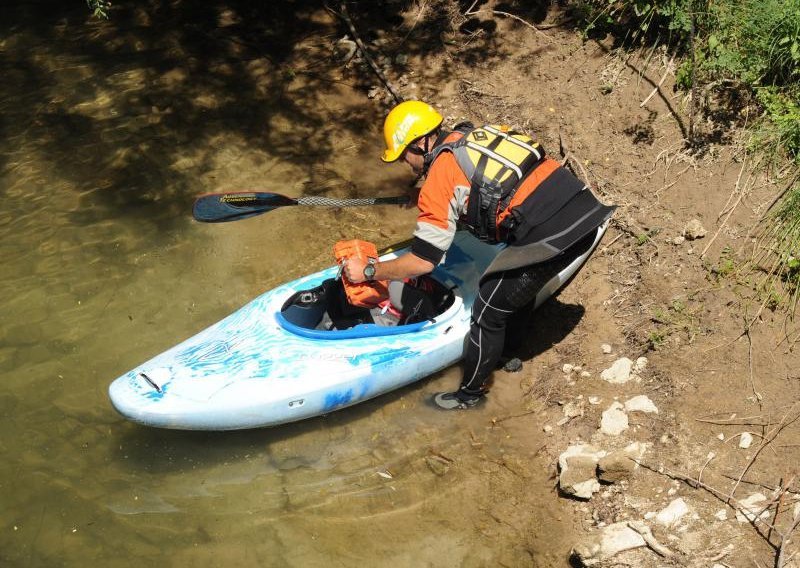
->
<box><xmin>573</xmin><ymin>0</ymin><xmax>799</xmax><ymax>157</ymax></box>
<box><xmin>573</xmin><ymin>0</ymin><xmax>800</xmax><ymax>317</ymax></box>
<box><xmin>752</xmin><ymin>183</ymin><xmax>800</xmax><ymax>315</ymax></box>
<box><xmin>709</xmin><ymin>246</ymin><xmax>736</xmax><ymax>280</ymax></box>
<box><xmin>648</xmin><ymin>297</ymin><xmax>701</xmax><ymax>349</ymax></box>
<box><xmin>86</xmin><ymin>0</ymin><xmax>110</xmax><ymax>19</ymax></box>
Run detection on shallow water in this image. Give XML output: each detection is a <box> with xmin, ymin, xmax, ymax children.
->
<box><xmin>1</xmin><ymin>3</ymin><xmax>573</xmax><ymax>566</ymax></box>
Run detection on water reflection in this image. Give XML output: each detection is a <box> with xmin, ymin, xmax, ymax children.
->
<box><xmin>0</xmin><ymin>1</ymin><xmax>572</xmax><ymax>566</ymax></box>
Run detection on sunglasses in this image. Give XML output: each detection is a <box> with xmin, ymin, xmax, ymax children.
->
<box><xmin>404</xmin><ymin>145</ymin><xmax>425</xmax><ymax>156</ymax></box>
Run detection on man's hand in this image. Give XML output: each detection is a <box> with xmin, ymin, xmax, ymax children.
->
<box><xmin>342</xmin><ymin>256</ymin><xmax>368</xmax><ymax>284</ymax></box>
<box><xmin>341</xmin><ymin>251</ymin><xmax>435</xmax><ymax>283</ymax></box>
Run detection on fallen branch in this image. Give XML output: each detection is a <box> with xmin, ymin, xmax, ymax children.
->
<box><xmin>728</xmin><ymin>404</ymin><xmax>800</xmax><ymax>502</ymax></box>
<box><xmin>777</xmin><ymin>513</ymin><xmax>800</xmax><ymax>568</ymax></box>
<box><xmin>634</xmin><ymin>459</ymin><xmax>781</xmax><ymax>534</ymax></box>
<box><xmin>465</xmin><ymin>6</ymin><xmax>553</xmax><ymax>43</ymax></box>
<box><xmin>337</xmin><ymin>1</ymin><xmax>403</xmax><ymax>103</ymax></box>
<box><xmin>627</xmin><ymin>521</ymin><xmax>674</xmax><ymax>557</ymax></box>
<box><xmin>720</xmin><ymin>472</ymin><xmax>800</xmax><ymax>496</ymax></box>
<box><xmin>639</xmin><ymin>56</ymin><xmax>674</xmax><ymax>107</ymax></box>
<box><xmin>695</xmin><ymin>417</ymin><xmax>776</xmax><ymax>426</ymax></box>
<box><xmin>758</xmin><ymin>171</ymin><xmax>800</xmax><ymax>222</ymax></box>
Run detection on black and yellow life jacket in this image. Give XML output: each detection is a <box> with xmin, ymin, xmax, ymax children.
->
<box><xmin>427</xmin><ymin>123</ymin><xmax>616</xmax><ymax>268</ymax></box>
<box><xmin>427</xmin><ymin>123</ymin><xmax>547</xmax><ymax>242</ymax></box>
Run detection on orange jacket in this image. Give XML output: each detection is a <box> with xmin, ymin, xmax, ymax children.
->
<box><xmin>411</xmin><ymin>131</ymin><xmax>560</xmax><ymax>264</ymax></box>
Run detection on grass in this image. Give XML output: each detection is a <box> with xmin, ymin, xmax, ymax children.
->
<box><xmin>570</xmin><ymin>0</ymin><xmax>800</xmax><ymax>319</ymax></box>
<box><xmin>647</xmin><ymin>297</ymin><xmax>702</xmax><ymax>350</ymax></box>
<box><xmin>751</xmin><ymin>181</ymin><xmax>800</xmax><ymax>317</ymax></box>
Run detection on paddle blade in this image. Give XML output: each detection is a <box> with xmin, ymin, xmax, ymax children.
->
<box><xmin>192</xmin><ymin>192</ymin><xmax>297</xmax><ymax>223</ymax></box>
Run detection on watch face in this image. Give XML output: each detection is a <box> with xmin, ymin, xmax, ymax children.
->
<box><xmin>364</xmin><ymin>264</ymin><xmax>376</xmax><ymax>280</ymax></box>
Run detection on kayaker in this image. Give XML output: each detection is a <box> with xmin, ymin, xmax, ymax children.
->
<box><xmin>341</xmin><ymin>100</ymin><xmax>615</xmax><ymax>410</ymax></box>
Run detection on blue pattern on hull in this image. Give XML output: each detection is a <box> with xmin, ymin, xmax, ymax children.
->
<box><xmin>109</xmin><ymin>228</ymin><xmax>609</xmax><ymax>430</ymax></box>
<box><xmin>323</xmin><ymin>389</ymin><xmax>355</xmax><ymax>411</ymax></box>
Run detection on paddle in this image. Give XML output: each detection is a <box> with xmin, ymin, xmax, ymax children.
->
<box><xmin>193</xmin><ymin>191</ymin><xmax>411</xmax><ymax>223</ymax></box>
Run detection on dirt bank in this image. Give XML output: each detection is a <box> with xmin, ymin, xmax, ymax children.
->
<box><xmin>343</xmin><ymin>4</ymin><xmax>800</xmax><ymax>566</ymax></box>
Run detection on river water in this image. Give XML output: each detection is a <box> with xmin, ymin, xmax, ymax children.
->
<box><xmin>1</xmin><ymin>3</ymin><xmax>574</xmax><ymax>566</ymax></box>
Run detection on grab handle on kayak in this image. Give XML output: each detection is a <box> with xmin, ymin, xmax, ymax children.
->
<box><xmin>139</xmin><ymin>372</ymin><xmax>162</xmax><ymax>393</ymax></box>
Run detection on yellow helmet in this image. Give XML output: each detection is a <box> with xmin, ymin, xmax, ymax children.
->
<box><xmin>381</xmin><ymin>101</ymin><xmax>443</xmax><ymax>162</ymax></box>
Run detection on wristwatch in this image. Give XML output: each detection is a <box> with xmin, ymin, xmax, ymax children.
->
<box><xmin>363</xmin><ymin>260</ymin><xmax>377</xmax><ymax>281</ymax></box>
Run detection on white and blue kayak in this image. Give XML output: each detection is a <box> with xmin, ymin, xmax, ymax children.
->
<box><xmin>109</xmin><ymin>226</ymin><xmax>606</xmax><ymax>430</ymax></box>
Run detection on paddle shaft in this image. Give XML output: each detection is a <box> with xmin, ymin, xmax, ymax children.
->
<box><xmin>192</xmin><ymin>192</ymin><xmax>410</xmax><ymax>223</ymax></box>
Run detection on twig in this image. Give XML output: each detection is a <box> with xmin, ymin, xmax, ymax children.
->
<box><xmin>598</xmin><ymin>233</ymin><xmax>624</xmax><ymax>254</ymax></box>
<box><xmin>634</xmin><ymin>459</ymin><xmax>781</xmax><ymax>533</ymax></box>
<box><xmin>769</xmin><ymin>476</ymin><xmax>787</xmax><ymax>543</ymax></box>
<box><xmin>728</xmin><ymin>404</ymin><xmax>800</xmax><ymax>502</ymax></box>
<box><xmin>707</xmin><ymin>544</ymin><xmax>734</xmax><ymax>562</ymax></box>
<box><xmin>700</xmin><ymin>155</ymin><xmax>749</xmax><ymax>259</ymax></box>
<box><xmin>777</xmin><ymin>514</ymin><xmax>800</xmax><ymax>568</ymax></box>
<box><xmin>337</xmin><ymin>1</ymin><xmax>403</xmax><ymax>103</ymax></box>
<box><xmin>696</xmin><ymin>418</ymin><xmax>776</xmax><ymax>426</ymax></box>
<box><xmin>627</xmin><ymin>521</ymin><xmax>674</xmax><ymax>557</ymax></box>
<box><xmin>640</xmin><ymin>56</ymin><xmax>674</xmax><ymax>107</ymax></box>
<box><xmin>720</xmin><ymin>473</ymin><xmax>800</xmax><ymax>495</ymax></box>
<box><xmin>745</xmin><ymin>328</ymin><xmax>763</xmax><ymax>405</ymax></box>
<box><xmin>688</xmin><ymin>0</ymin><xmax>697</xmax><ymax>143</ymax></box>
<box><xmin>465</xmin><ymin>7</ymin><xmax>553</xmax><ymax>43</ymax></box>
<box><xmin>698</xmin><ymin>452</ymin><xmax>716</xmax><ymax>484</ymax></box>
<box><xmin>758</xmin><ymin>171</ymin><xmax>800</xmax><ymax>222</ymax></box>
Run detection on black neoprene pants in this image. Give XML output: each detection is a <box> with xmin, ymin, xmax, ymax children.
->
<box><xmin>458</xmin><ymin>233</ymin><xmax>595</xmax><ymax>397</ymax></box>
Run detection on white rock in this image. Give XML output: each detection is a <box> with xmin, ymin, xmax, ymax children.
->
<box><xmin>738</xmin><ymin>432</ymin><xmax>753</xmax><ymax>449</ymax></box>
<box><xmin>601</xmin><ymin>343</ymin><xmax>613</xmax><ymax>354</ymax></box>
<box><xmin>580</xmin><ymin>370</ymin><xmax>592</xmax><ymax>378</ymax></box>
<box><xmin>588</xmin><ymin>396</ymin><xmax>602</xmax><ymax>405</ymax></box>
<box><xmin>600</xmin><ymin>402</ymin><xmax>629</xmax><ymax>436</ymax></box>
<box><xmin>600</xmin><ymin>358</ymin><xmax>634</xmax><ymax>384</ymax></box>
<box><xmin>714</xmin><ymin>509</ymin><xmax>727</xmax><ymax>521</ymax></box>
<box><xmin>684</xmin><ymin>219</ymin><xmax>707</xmax><ymax>240</ymax></box>
<box><xmin>736</xmin><ymin>493</ymin><xmax>770</xmax><ymax>523</ymax></box>
<box><xmin>570</xmin><ymin>521</ymin><xmax>647</xmax><ymax>565</ymax></box>
<box><xmin>558</xmin><ymin>444</ymin><xmax>605</xmax><ymax>500</ymax></box>
<box><xmin>597</xmin><ymin>442</ymin><xmax>647</xmax><ymax>483</ymax></box>
<box><xmin>794</xmin><ymin>501</ymin><xmax>800</xmax><ymax>521</ymax></box>
<box><xmin>634</xmin><ymin>356</ymin><xmax>648</xmax><ymax>372</ymax></box>
<box><xmin>717</xmin><ymin>433</ymin><xmax>725</xmax><ymax>440</ymax></box>
<box><xmin>673</xmin><ymin>235</ymin><xmax>686</xmax><ymax>245</ymax></box>
<box><xmin>543</xmin><ymin>425</ymin><xmax>553</xmax><ymax>433</ymax></box>
<box><xmin>624</xmin><ymin>395</ymin><xmax>659</xmax><ymax>414</ymax></box>
<box><xmin>563</xmin><ymin>401</ymin><xmax>584</xmax><ymax>419</ymax></box>
<box><xmin>656</xmin><ymin>497</ymin><xmax>690</xmax><ymax>527</ymax></box>
<box><xmin>563</xmin><ymin>363</ymin><xmax>575</xmax><ymax>374</ymax></box>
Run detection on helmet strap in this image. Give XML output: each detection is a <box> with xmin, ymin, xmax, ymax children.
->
<box><xmin>420</xmin><ymin>128</ymin><xmax>445</xmax><ymax>176</ymax></box>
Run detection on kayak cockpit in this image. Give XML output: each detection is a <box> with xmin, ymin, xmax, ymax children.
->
<box><xmin>277</xmin><ymin>277</ymin><xmax>456</xmax><ymax>340</ymax></box>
